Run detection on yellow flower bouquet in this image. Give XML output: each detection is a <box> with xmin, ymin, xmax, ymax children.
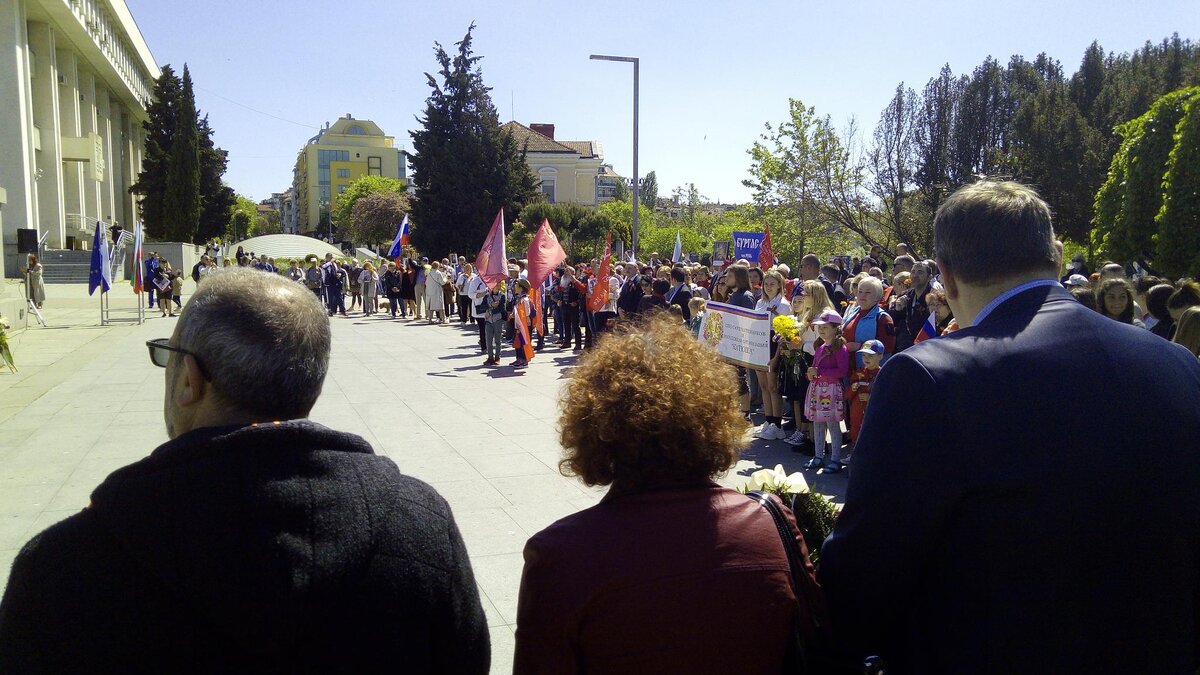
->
<box><xmin>772</xmin><ymin>314</ymin><xmax>800</xmax><ymax>342</ymax></box>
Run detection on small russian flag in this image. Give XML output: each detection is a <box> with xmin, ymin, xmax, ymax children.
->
<box><xmin>914</xmin><ymin>311</ymin><xmax>938</xmax><ymax>344</ymax></box>
<box><xmin>387</xmin><ymin>215</ymin><xmax>410</xmax><ymax>259</ymax></box>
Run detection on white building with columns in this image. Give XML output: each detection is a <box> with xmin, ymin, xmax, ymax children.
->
<box><xmin>0</xmin><ymin>0</ymin><xmax>158</xmax><ymax>286</ymax></box>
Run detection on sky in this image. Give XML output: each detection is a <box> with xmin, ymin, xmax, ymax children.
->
<box><xmin>124</xmin><ymin>0</ymin><xmax>1198</xmax><ymax>205</ymax></box>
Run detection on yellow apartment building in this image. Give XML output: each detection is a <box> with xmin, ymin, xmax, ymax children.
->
<box><xmin>292</xmin><ymin>114</ymin><xmax>407</xmax><ymax>236</ymax></box>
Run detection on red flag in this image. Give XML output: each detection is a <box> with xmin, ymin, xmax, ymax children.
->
<box><xmin>525</xmin><ymin>219</ymin><xmax>567</xmax><ymax>290</ymax></box>
<box><xmin>475</xmin><ymin>209</ymin><xmax>508</xmax><ymax>289</ymax></box>
<box><xmin>587</xmin><ymin>231</ymin><xmax>613</xmax><ymax>313</ymax></box>
<box><xmin>759</xmin><ymin>223</ymin><xmax>776</xmax><ymax>268</ymax></box>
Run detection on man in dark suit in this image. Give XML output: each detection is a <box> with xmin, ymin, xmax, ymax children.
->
<box><xmin>820</xmin><ymin>181</ymin><xmax>1200</xmax><ymax>674</ymax></box>
<box><xmin>0</xmin><ymin>269</ymin><xmax>489</xmax><ymax>673</ymax></box>
<box><xmin>667</xmin><ymin>267</ymin><xmax>693</xmax><ymax>322</ymax></box>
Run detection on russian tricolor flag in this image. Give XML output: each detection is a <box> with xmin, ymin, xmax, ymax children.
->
<box><xmin>388</xmin><ymin>215</ymin><xmax>410</xmax><ymax>259</ymax></box>
<box><xmin>914</xmin><ymin>311</ymin><xmax>938</xmax><ymax>344</ymax></box>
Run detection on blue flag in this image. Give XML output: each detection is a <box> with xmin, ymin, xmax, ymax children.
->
<box><xmin>88</xmin><ymin>224</ymin><xmax>111</xmax><ymax>296</ymax></box>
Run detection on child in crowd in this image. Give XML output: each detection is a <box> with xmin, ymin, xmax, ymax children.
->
<box><xmin>511</xmin><ymin>279</ymin><xmax>534</xmax><ymax>368</ymax></box>
<box><xmin>688</xmin><ymin>297</ymin><xmax>707</xmax><ymax>338</ymax></box>
<box><xmin>848</xmin><ymin>339</ymin><xmax>885</xmax><ymax>459</ymax></box>
<box><xmin>482</xmin><ymin>283</ymin><xmax>509</xmax><ymax>367</ymax></box>
<box><xmin>170</xmin><ymin>271</ymin><xmax>183</xmax><ymax>314</ymax></box>
<box><xmin>804</xmin><ymin>309</ymin><xmax>849</xmax><ymax>472</ymax></box>
<box><xmin>779</xmin><ymin>291</ymin><xmax>812</xmax><ymax>448</ymax></box>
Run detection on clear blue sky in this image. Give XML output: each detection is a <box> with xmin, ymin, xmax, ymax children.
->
<box><xmin>125</xmin><ymin>0</ymin><xmax>1197</xmax><ymax>205</ymax></box>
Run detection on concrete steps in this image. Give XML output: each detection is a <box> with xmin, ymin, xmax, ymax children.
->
<box><xmin>39</xmin><ymin>250</ymin><xmax>94</xmax><ymax>284</ymax></box>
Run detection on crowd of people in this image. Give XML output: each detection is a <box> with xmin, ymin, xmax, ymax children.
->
<box><xmin>3</xmin><ymin>181</ymin><xmax>1200</xmax><ymax>674</ymax></box>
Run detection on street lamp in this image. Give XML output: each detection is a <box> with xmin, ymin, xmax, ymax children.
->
<box><xmin>590</xmin><ymin>54</ymin><xmax>639</xmax><ymax>259</ymax></box>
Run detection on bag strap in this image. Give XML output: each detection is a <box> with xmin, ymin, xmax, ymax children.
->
<box><xmin>748</xmin><ymin>491</ymin><xmax>817</xmax><ymax>674</ymax></box>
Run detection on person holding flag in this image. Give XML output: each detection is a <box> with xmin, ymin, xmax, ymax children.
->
<box><xmin>511</xmin><ymin>279</ymin><xmax>535</xmax><ymax>368</ymax></box>
<box><xmin>586</xmin><ymin>232</ymin><xmax>620</xmax><ymax>338</ymax></box>
<box><xmin>132</xmin><ymin>222</ymin><xmax>145</xmax><ymax>298</ymax></box>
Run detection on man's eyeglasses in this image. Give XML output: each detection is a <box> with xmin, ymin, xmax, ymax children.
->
<box><xmin>146</xmin><ymin>338</ymin><xmax>207</xmax><ymax>377</ymax></box>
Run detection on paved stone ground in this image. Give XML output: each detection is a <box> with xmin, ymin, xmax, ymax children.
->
<box><xmin>0</xmin><ymin>281</ymin><xmax>846</xmax><ymax>673</ymax></box>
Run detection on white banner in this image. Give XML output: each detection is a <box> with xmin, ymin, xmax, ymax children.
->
<box><xmin>697</xmin><ymin>301</ymin><xmax>770</xmax><ymax>369</ymax></box>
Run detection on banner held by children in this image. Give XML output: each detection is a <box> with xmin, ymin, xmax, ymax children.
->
<box><xmin>696</xmin><ymin>301</ymin><xmax>771</xmax><ymax>369</ymax></box>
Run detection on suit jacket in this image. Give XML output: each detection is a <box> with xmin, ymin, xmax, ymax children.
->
<box><xmin>668</xmin><ymin>283</ymin><xmax>693</xmax><ymax>321</ymax></box>
<box><xmin>820</xmin><ymin>284</ymin><xmax>1200</xmax><ymax>674</ymax></box>
<box><xmin>0</xmin><ymin>421</ymin><xmax>489</xmax><ymax>674</ymax></box>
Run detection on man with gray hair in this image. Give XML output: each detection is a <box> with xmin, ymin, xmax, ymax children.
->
<box><xmin>0</xmin><ymin>269</ymin><xmax>489</xmax><ymax>672</ymax></box>
<box><xmin>821</xmin><ymin>181</ymin><xmax>1200</xmax><ymax>673</ymax></box>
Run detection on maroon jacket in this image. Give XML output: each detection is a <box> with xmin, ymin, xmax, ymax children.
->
<box><xmin>514</xmin><ymin>481</ymin><xmax>821</xmax><ymax>673</ymax></box>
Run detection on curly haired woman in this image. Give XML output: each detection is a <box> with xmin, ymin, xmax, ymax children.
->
<box><xmin>514</xmin><ymin>315</ymin><xmax>824</xmax><ymax>674</ymax></box>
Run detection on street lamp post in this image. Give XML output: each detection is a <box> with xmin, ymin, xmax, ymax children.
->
<box><xmin>590</xmin><ymin>54</ymin><xmax>639</xmax><ymax>259</ymax></box>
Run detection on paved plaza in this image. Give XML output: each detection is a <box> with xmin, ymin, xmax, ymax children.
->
<box><xmin>0</xmin><ymin>281</ymin><xmax>846</xmax><ymax>672</ymax></box>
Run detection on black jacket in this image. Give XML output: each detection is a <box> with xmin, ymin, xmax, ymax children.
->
<box><xmin>0</xmin><ymin>421</ymin><xmax>489</xmax><ymax>674</ymax></box>
<box><xmin>821</xmin><ymin>285</ymin><xmax>1200</xmax><ymax>674</ymax></box>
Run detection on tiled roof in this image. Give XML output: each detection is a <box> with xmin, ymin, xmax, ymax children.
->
<box><xmin>501</xmin><ymin>121</ymin><xmax>577</xmax><ymax>154</ymax></box>
<box><xmin>559</xmin><ymin>140</ymin><xmax>596</xmax><ymax>158</ymax></box>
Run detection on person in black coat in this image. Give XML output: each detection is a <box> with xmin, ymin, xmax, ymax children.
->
<box><xmin>667</xmin><ymin>267</ymin><xmax>693</xmax><ymax>322</ymax></box>
<box><xmin>0</xmin><ymin>269</ymin><xmax>489</xmax><ymax>674</ymax></box>
<box><xmin>820</xmin><ymin>182</ymin><xmax>1200</xmax><ymax>675</ymax></box>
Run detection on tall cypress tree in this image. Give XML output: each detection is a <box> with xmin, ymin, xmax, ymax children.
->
<box><xmin>409</xmin><ymin>24</ymin><xmax>537</xmax><ymax>257</ymax></box>
<box><xmin>197</xmin><ymin>114</ymin><xmax>236</xmax><ymax>244</ymax></box>
<box><xmin>129</xmin><ymin>65</ymin><xmax>180</xmax><ymax>240</ymax></box>
<box><xmin>162</xmin><ymin>65</ymin><xmax>201</xmax><ymax>242</ymax></box>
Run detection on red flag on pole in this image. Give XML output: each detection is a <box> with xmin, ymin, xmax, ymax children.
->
<box><xmin>526</xmin><ymin>219</ymin><xmax>567</xmax><ymax>337</ymax></box>
<box><xmin>587</xmin><ymin>231</ymin><xmax>613</xmax><ymax>313</ymax></box>
<box><xmin>760</xmin><ymin>223</ymin><xmax>776</xmax><ymax>268</ymax></box>
<box><xmin>475</xmin><ymin>209</ymin><xmax>508</xmax><ymax>289</ymax></box>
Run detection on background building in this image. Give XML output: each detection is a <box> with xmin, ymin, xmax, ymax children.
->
<box><xmin>0</xmin><ymin>0</ymin><xmax>157</xmax><ymax>326</ymax></box>
<box><xmin>595</xmin><ymin>163</ymin><xmax>626</xmax><ymax>203</ymax></box>
<box><xmin>291</xmin><ymin>115</ymin><xmax>407</xmax><ymax>236</ymax></box>
<box><xmin>501</xmin><ymin>122</ymin><xmax>604</xmax><ymax>205</ymax></box>
<box><xmin>267</xmin><ymin>188</ymin><xmax>297</xmax><ymax>233</ymax></box>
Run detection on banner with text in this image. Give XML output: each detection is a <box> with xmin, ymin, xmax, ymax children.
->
<box><xmin>697</xmin><ymin>301</ymin><xmax>771</xmax><ymax>369</ymax></box>
<box><xmin>732</xmin><ymin>231</ymin><xmax>765</xmax><ymax>262</ymax></box>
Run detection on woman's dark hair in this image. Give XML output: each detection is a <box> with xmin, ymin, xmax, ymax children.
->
<box><xmin>1096</xmin><ymin>278</ymin><xmax>1135</xmax><ymax>323</ymax></box>
<box><xmin>726</xmin><ymin>266</ymin><xmax>751</xmax><ymax>293</ymax></box>
<box><xmin>1070</xmin><ymin>286</ymin><xmax>1097</xmax><ymax>312</ymax></box>
<box><xmin>1132</xmin><ymin>276</ymin><xmax>1162</xmax><ymax>296</ymax></box>
<box><xmin>1167</xmin><ymin>281</ymin><xmax>1200</xmax><ymax>312</ymax></box>
<box><xmin>1146</xmin><ymin>284</ymin><xmax>1176</xmax><ymax>322</ymax></box>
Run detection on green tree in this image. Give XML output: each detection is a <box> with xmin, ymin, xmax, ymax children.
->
<box><xmin>129</xmin><ymin>65</ymin><xmax>180</xmax><ymax>240</ymax></box>
<box><xmin>611</xmin><ymin>178</ymin><xmax>631</xmax><ymax>203</ymax></box>
<box><xmin>350</xmin><ymin>192</ymin><xmax>411</xmax><ymax>248</ymax></box>
<box><xmin>229</xmin><ymin>195</ymin><xmax>257</xmax><ymax>241</ymax></box>
<box><xmin>130</xmin><ymin>64</ymin><xmax>233</xmax><ymax>244</ymax></box>
<box><xmin>409</xmin><ymin>24</ymin><xmax>538</xmax><ymax>258</ymax></box>
<box><xmin>639</xmin><ymin>171</ymin><xmax>658</xmax><ymax>209</ymax></box>
<box><xmin>1094</xmin><ymin>87</ymin><xmax>1200</xmax><ymax>270</ymax></box>
<box><xmin>1154</xmin><ymin>90</ymin><xmax>1200</xmax><ymax>277</ymax></box>
<box><xmin>332</xmin><ymin>175</ymin><xmax>407</xmax><ymax>233</ymax></box>
<box><xmin>197</xmin><ymin>115</ymin><xmax>236</xmax><ymax>243</ymax></box>
<box><xmin>162</xmin><ymin>66</ymin><xmax>200</xmax><ymax>242</ymax></box>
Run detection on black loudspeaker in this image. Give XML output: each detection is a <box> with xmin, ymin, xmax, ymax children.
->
<box><xmin>17</xmin><ymin>229</ymin><xmax>38</xmax><ymax>254</ymax></box>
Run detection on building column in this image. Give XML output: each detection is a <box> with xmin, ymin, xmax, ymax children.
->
<box><xmin>0</xmin><ymin>0</ymin><xmax>38</xmax><ymax>276</ymax></box>
<box><xmin>28</xmin><ymin>21</ymin><xmax>66</xmax><ymax>249</ymax></box>
<box><xmin>96</xmin><ymin>87</ymin><xmax>114</xmax><ymax>227</ymax></box>
<box><xmin>56</xmin><ymin>47</ymin><xmax>83</xmax><ymax>248</ymax></box>
<box><xmin>78</xmin><ymin>67</ymin><xmax>100</xmax><ymax>236</ymax></box>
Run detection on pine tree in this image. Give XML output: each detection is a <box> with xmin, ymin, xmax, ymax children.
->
<box><xmin>129</xmin><ymin>65</ymin><xmax>180</xmax><ymax>240</ymax></box>
<box><xmin>161</xmin><ymin>66</ymin><xmax>201</xmax><ymax>242</ymax></box>
<box><xmin>409</xmin><ymin>24</ymin><xmax>537</xmax><ymax>257</ymax></box>
<box><xmin>197</xmin><ymin>114</ymin><xmax>236</xmax><ymax>244</ymax></box>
